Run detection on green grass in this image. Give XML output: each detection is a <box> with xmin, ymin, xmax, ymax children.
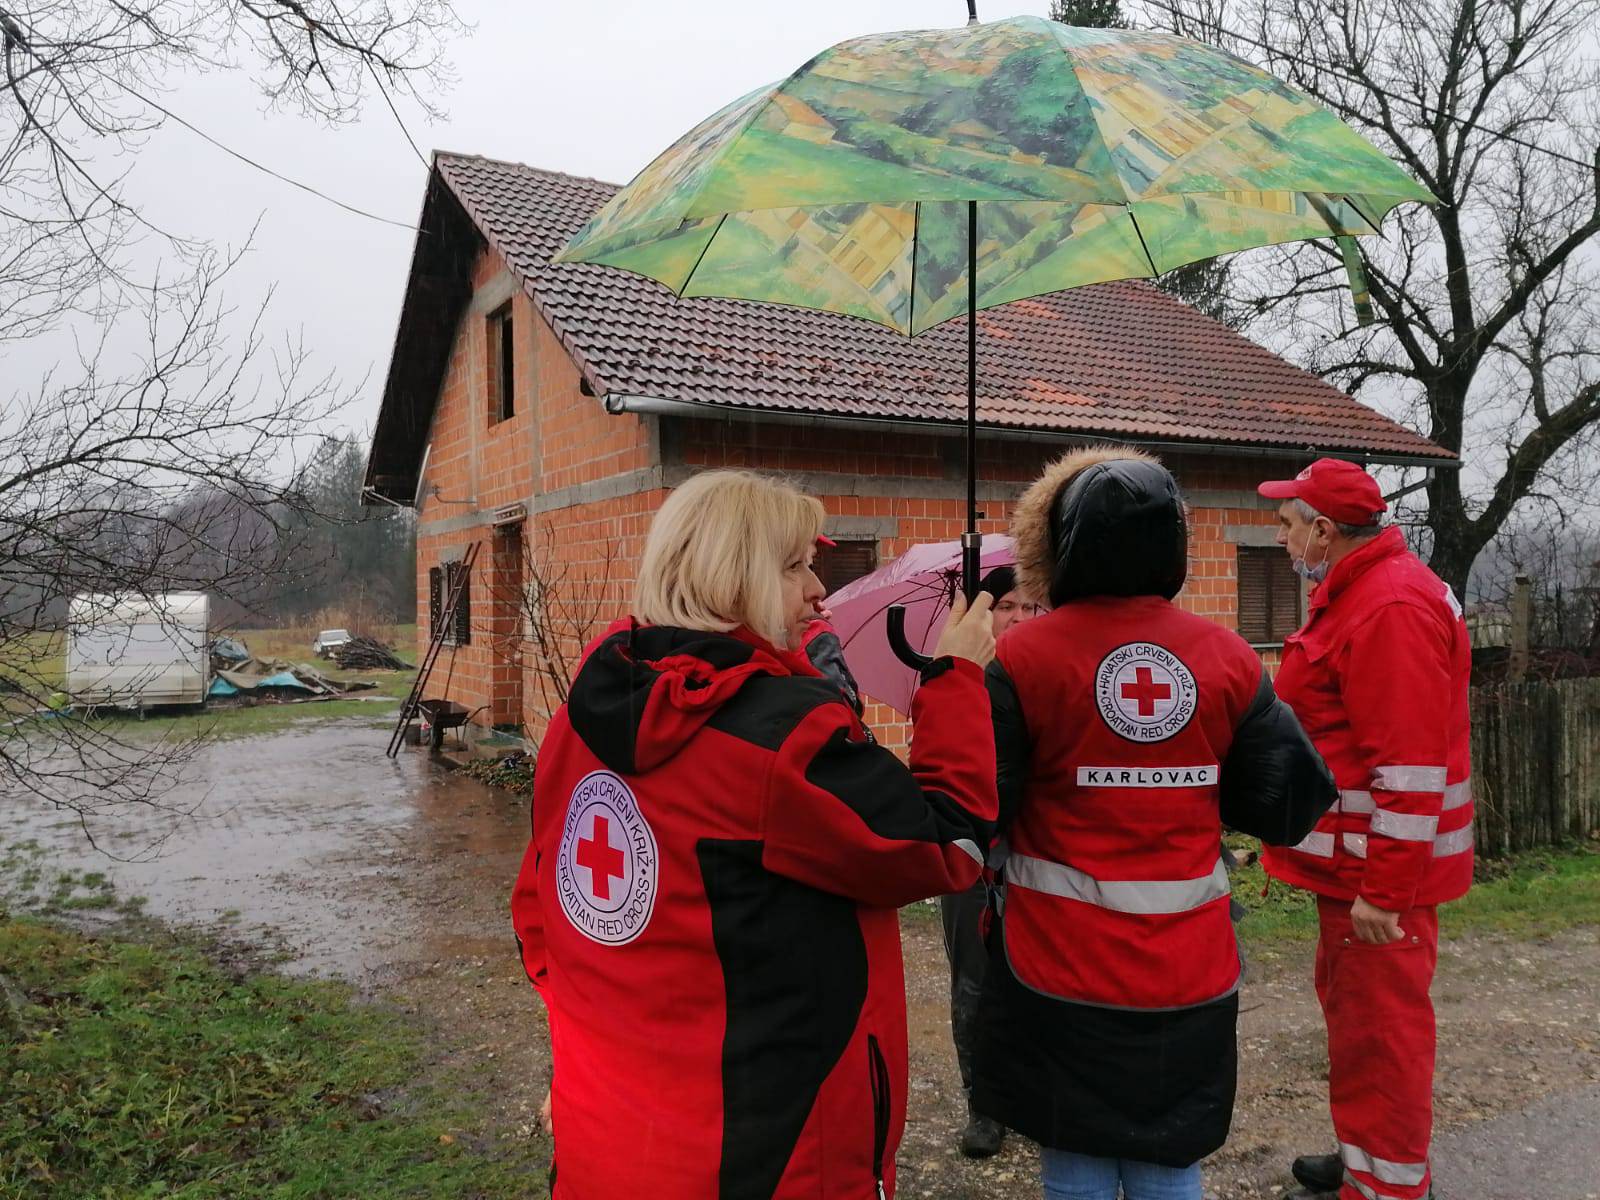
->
<box><xmin>99</xmin><ymin>696</ymin><xmax>402</xmax><ymax>743</ymax></box>
<box><xmin>1229</xmin><ymin>839</ymin><xmax>1600</xmax><ymax>947</ymax></box>
<box><xmin>0</xmin><ymin>917</ymin><xmax>548</xmax><ymax>1199</ymax></box>
<box><xmin>0</xmin><ymin>631</ymin><xmax>64</xmax><ymax>695</ymax></box>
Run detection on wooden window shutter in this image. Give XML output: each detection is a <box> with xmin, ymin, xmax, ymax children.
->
<box><xmin>1267</xmin><ymin>550</ymin><xmax>1302</xmax><ymax>642</ymax></box>
<box><xmin>1236</xmin><ymin>546</ymin><xmax>1301</xmax><ymax>644</ymax></box>
<box><xmin>817</xmin><ymin>540</ymin><xmax>879</xmax><ymax>597</ymax></box>
<box><xmin>428</xmin><ymin>567</ymin><xmax>443</xmax><ymax>639</ymax></box>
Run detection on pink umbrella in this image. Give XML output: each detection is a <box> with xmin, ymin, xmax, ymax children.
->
<box><xmin>825</xmin><ymin>536</ymin><xmax>1016</xmax><ymax>717</ymax></box>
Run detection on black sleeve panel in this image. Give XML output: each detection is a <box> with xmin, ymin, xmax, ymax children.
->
<box><xmin>1219</xmin><ymin>667</ymin><xmax>1336</xmax><ymax>846</ymax></box>
<box><xmin>986</xmin><ymin>659</ymin><xmax>1032</xmax><ymax>835</ymax></box>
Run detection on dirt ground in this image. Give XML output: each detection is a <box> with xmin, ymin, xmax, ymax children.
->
<box><xmin>10</xmin><ymin>718</ymin><xmax>1600</xmax><ymax>1198</ymax></box>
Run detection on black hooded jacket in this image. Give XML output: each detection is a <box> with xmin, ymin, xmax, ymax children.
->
<box><xmin>973</xmin><ymin>449</ymin><xmax>1334</xmax><ymax>1166</ymax></box>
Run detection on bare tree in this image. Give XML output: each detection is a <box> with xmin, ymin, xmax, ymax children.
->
<box><xmin>494</xmin><ymin>520</ymin><xmax>618</xmax><ymax>728</ymax></box>
<box><xmin>0</xmin><ymin>252</ymin><xmax>351</xmax><ymax>839</ymax></box>
<box><xmin>1139</xmin><ymin>0</ymin><xmax>1600</xmax><ymax>598</ymax></box>
<box><xmin>0</xmin><ymin>1</ymin><xmax>460</xmax><ymax>835</ymax></box>
<box><xmin>1</xmin><ymin>0</ymin><xmax>461</xmax><ymax>341</ymax></box>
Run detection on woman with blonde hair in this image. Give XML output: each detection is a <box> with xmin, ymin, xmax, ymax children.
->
<box><xmin>511</xmin><ymin>469</ymin><xmax>997</xmax><ymax>1199</ymax></box>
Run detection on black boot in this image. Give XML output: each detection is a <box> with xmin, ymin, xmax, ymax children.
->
<box><xmin>958</xmin><ymin>1108</ymin><xmax>1004</xmax><ymax>1159</ymax></box>
<box><xmin>1290</xmin><ymin>1152</ymin><xmax>1342</xmax><ymax>1195</ymax></box>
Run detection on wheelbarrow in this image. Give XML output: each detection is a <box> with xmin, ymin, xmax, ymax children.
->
<box><xmin>416</xmin><ymin>698</ymin><xmax>471</xmax><ymax>750</ymax></box>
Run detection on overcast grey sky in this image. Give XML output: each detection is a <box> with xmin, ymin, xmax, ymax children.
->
<box><xmin>19</xmin><ymin>1</ymin><xmax>1056</xmax><ymax>439</ymax></box>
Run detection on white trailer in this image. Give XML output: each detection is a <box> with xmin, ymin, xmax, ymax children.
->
<box><xmin>66</xmin><ymin>593</ymin><xmax>210</xmax><ymax>709</ymax></box>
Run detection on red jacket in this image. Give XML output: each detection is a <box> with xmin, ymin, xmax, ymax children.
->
<box><xmin>511</xmin><ymin>620</ymin><xmax>995</xmax><ymax>1199</ymax></box>
<box><xmin>1263</xmin><ymin>527</ymin><xmax>1474</xmax><ymax>911</ymax></box>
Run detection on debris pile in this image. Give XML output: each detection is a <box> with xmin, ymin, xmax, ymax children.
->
<box><xmin>333</xmin><ymin>636</ymin><xmax>412</xmax><ymax>671</ymax></box>
<box><xmin>208</xmin><ymin>658</ymin><xmax>378</xmax><ymax>703</ymax></box>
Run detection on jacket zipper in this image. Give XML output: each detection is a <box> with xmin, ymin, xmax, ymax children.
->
<box><xmin>867</xmin><ymin>1033</ymin><xmax>890</xmax><ymax>1200</ymax></box>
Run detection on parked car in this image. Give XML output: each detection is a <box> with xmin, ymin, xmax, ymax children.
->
<box><xmin>312</xmin><ymin>628</ymin><xmax>353</xmax><ymax>658</ymax></box>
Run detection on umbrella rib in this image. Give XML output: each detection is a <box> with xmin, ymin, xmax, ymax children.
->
<box><xmin>1343</xmin><ymin>194</ymin><xmax>1385</xmax><ymax>237</ymax></box>
<box><xmin>1125</xmin><ymin>206</ymin><xmax>1162</xmax><ymax>279</ymax></box>
<box><xmin>678</xmin><ymin>212</ymin><xmax>729</xmax><ymax>297</ymax></box>
<box><xmin>834</xmin><ymin>575</ymin><xmax>960</xmax><ymax>652</ymax></box>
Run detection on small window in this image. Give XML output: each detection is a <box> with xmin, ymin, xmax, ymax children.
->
<box><xmin>487</xmin><ymin>303</ymin><xmax>514</xmax><ymax>423</ymax></box>
<box><xmin>1236</xmin><ymin>545</ymin><xmax>1302</xmax><ymax>644</ymax></box>
<box><xmin>428</xmin><ymin>566</ymin><xmax>443</xmax><ymax>638</ymax></box>
<box><xmin>817</xmin><ymin>539</ymin><xmax>878</xmax><ymax>597</ymax></box>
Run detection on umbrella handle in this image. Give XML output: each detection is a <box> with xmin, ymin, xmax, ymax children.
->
<box><xmin>886</xmin><ymin>605</ymin><xmax>933</xmax><ymax>671</ymax></box>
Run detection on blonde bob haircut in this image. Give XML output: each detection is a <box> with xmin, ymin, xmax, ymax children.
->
<box><xmin>634</xmin><ymin>470</ymin><xmax>825</xmax><ymax>646</ymax></box>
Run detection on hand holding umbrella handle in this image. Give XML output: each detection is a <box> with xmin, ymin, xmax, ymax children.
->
<box><xmin>885</xmin><ymin>604</ymin><xmax>933</xmax><ymax>671</ymax></box>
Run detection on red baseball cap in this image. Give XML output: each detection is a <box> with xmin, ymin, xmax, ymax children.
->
<box><xmin>1257</xmin><ymin>458</ymin><xmax>1387</xmax><ymax>525</ymax></box>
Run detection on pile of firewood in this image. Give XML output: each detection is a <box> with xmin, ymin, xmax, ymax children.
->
<box><xmin>333</xmin><ymin>636</ymin><xmax>412</xmax><ymax>671</ymax></box>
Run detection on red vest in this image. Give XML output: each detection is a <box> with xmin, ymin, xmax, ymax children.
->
<box><xmin>998</xmin><ymin>596</ymin><xmax>1265</xmax><ymax>1010</ymax></box>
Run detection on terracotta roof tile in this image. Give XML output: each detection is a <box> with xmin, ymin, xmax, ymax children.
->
<box><xmin>434</xmin><ymin>152</ymin><xmax>1449</xmax><ymax>463</ymax></box>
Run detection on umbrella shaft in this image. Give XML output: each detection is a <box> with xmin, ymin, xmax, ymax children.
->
<box><xmin>965</xmin><ymin>198</ymin><xmax>980</xmax><ymax>599</ymax></box>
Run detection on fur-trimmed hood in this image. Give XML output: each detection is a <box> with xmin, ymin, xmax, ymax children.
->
<box><xmin>1011</xmin><ymin>445</ymin><xmax>1188</xmax><ymax>608</ymax></box>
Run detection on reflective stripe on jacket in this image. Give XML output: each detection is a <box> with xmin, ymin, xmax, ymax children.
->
<box><xmin>1263</xmin><ymin>526</ymin><xmax>1474</xmax><ymax>910</ymax></box>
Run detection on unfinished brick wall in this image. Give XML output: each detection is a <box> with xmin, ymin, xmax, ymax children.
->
<box><xmin>414</xmin><ymin>246</ymin><xmax>653</xmax><ymax>738</ymax></box>
<box><xmin>412</xmin><ymin>244</ymin><xmax>1302</xmax><ymax>752</ymax></box>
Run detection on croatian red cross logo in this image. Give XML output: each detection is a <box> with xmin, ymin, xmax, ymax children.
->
<box><xmin>1094</xmin><ymin>642</ymin><xmax>1199</xmax><ymax>743</ymax></box>
<box><xmin>557</xmin><ymin>771</ymin><xmax>658</xmax><ymax>946</ymax></box>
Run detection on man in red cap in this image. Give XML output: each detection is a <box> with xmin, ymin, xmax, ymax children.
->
<box><xmin>1256</xmin><ymin>458</ymin><xmax>1474</xmax><ymax>1200</ymax></box>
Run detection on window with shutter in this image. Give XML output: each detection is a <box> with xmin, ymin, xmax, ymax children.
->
<box><xmin>817</xmin><ymin>540</ymin><xmax>878</xmax><ymax>597</ymax></box>
<box><xmin>1236</xmin><ymin>545</ymin><xmax>1302</xmax><ymax>644</ymax></box>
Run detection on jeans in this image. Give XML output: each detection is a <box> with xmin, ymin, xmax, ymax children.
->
<box><xmin>1040</xmin><ymin>1149</ymin><xmax>1203</xmax><ymax>1200</ymax></box>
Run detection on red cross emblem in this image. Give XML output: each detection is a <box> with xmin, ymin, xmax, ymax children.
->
<box><xmin>1120</xmin><ymin>666</ymin><xmax>1172</xmax><ymax>716</ymax></box>
<box><xmin>576</xmin><ymin>815</ymin><xmax>626</xmax><ymax>901</ymax></box>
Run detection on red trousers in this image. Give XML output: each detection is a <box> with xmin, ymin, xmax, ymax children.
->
<box><xmin>1315</xmin><ymin>896</ymin><xmax>1438</xmax><ymax>1200</ymax></box>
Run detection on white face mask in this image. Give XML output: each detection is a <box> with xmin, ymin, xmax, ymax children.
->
<box><xmin>1292</xmin><ymin>526</ymin><xmax>1331</xmax><ymax>583</ymax></box>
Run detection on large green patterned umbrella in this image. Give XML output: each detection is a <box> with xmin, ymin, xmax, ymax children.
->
<box><xmin>557</xmin><ymin>13</ymin><xmax>1431</xmax><ymax>653</ymax></box>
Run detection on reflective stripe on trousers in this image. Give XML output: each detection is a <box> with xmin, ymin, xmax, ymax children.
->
<box><xmin>1340</xmin><ymin>1142</ymin><xmax>1428</xmax><ymax>1188</ymax></box>
<box><xmin>1005</xmin><ymin>853</ymin><xmax>1230</xmax><ymax>915</ymax></box>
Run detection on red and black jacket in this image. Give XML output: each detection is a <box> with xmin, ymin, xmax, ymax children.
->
<box><xmin>511</xmin><ymin>619</ymin><xmax>995</xmax><ymax>1199</ymax></box>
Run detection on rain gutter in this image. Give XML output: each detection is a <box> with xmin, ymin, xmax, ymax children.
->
<box><xmin>600</xmin><ymin>392</ymin><xmax>1457</xmax><ymax>471</ymax></box>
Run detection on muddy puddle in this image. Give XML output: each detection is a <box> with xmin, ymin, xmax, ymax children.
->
<box><xmin>2</xmin><ymin>720</ymin><xmax>527</xmax><ymax>981</ymax></box>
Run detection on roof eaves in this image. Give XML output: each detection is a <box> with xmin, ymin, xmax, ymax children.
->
<box><xmin>602</xmin><ymin>391</ymin><xmax>1459</xmax><ymax>469</ymax></box>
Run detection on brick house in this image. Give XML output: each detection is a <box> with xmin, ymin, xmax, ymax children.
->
<box><xmin>364</xmin><ymin>152</ymin><xmax>1452</xmax><ymax>748</ymax></box>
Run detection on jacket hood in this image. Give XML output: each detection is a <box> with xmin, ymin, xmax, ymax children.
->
<box><xmin>1011</xmin><ymin>445</ymin><xmax>1188</xmax><ymax>607</ymax></box>
<box><xmin>566</xmin><ymin>620</ymin><xmax>815</xmax><ymax>774</ymax></box>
